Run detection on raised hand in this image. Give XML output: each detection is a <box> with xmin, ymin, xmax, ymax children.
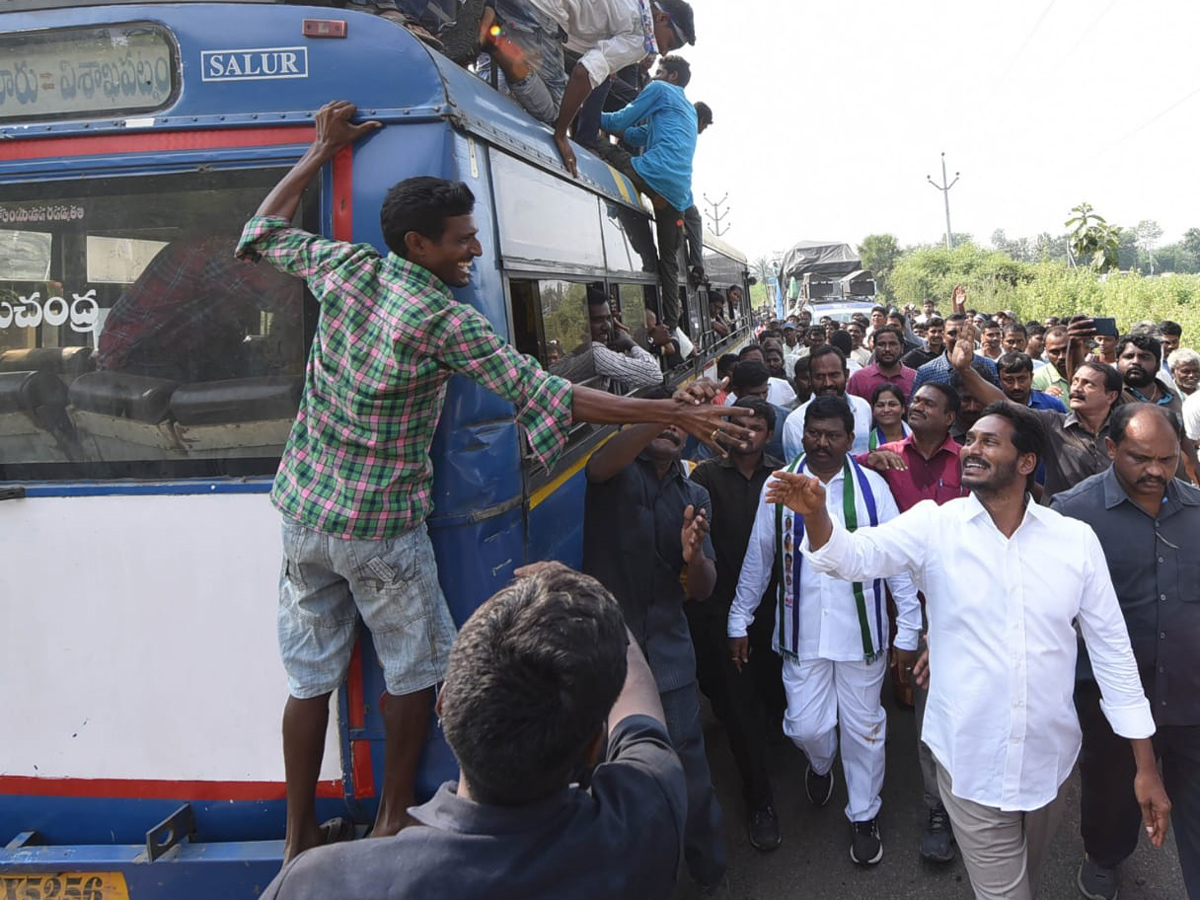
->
<box><xmin>314</xmin><ymin>101</ymin><xmax>381</xmax><ymax>153</ymax></box>
<box><xmin>680</xmin><ymin>504</ymin><xmax>709</xmax><ymax>564</ymax></box>
<box><xmin>951</xmin><ymin>284</ymin><xmax>967</xmax><ymax>315</ymax></box>
<box><xmin>764</xmin><ymin>471</ymin><xmax>826</xmax><ymax>516</ymax></box>
<box><xmin>950</xmin><ymin>321</ymin><xmax>976</xmax><ymax>372</ymax></box>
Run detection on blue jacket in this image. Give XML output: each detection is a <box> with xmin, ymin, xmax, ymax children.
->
<box><xmin>600</xmin><ymin>80</ymin><xmax>697</xmax><ymax>212</ymax></box>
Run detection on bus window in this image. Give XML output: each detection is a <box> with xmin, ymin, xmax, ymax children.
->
<box><xmin>491</xmin><ymin>153</ymin><xmax>605</xmax><ymax>270</ymax></box>
<box><xmin>600</xmin><ymin>201</ymin><xmax>655</xmax><ymax>276</ymax></box>
<box><xmin>615</xmin><ymin>283</ymin><xmax>653</xmax><ymax>351</ymax></box>
<box><xmin>0</xmin><ymin>168</ymin><xmax>317</xmax><ymax>481</ymax></box>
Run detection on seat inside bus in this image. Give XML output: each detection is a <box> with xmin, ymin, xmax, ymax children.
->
<box><xmin>170</xmin><ymin>375</ymin><xmax>302</xmax><ymax>456</ymax></box>
<box><xmin>0</xmin><ymin>369</ymin><xmax>77</xmax><ymax>462</ymax></box>
<box><xmin>67</xmin><ymin>370</ymin><xmax>183</xmax><ymax>460</ymax></box>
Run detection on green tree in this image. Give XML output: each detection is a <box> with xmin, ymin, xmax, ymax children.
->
<box><xmin>751</xmin><ymin>255</ymin><xmax>774</xmax><ymax>285</ymax></box>
<box><xmin>889</xmin><ymin>241</ymin><xmax>1034</xmax><ymax>311</ymax></box>
<box><xmin>1066</xmin><ymin>202</ymin><xmax>1120</xmax><ymax>272</ymax></box>
<box><xmin>857</xmin><ymin>233</ymin><xmax>903</xmax><ymax>300</ymax></box>
<box><xmin>1135</xmin><ymin>219</ymin><xmax>1164</xmax><ymax>275</ymax></box>
<box><xmin>1182</xmin><ymin>227</ymin><xmax>1200</xmax><ymax>258</ymax></box>
<box><xmin>992</xmin><ymin>229</ymin><xmax>1032</xmax><ymax>263</ymax></box>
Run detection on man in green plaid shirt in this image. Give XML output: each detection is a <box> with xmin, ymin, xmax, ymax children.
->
<box><xmin>239</xmin><ymin>100</ymin><xmax>749</xmax><ymax>863</ymax></box>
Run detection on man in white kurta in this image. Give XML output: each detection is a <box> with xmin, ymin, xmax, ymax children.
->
<box><xmin>728</xmin><ymin>396</ymin><xmax>921</xmax><ymax>866</ymax></box>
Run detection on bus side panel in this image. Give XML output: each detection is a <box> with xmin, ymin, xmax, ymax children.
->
<box><xmin>526</xmin><ymin>470</ymin><xmax>587</xmax><ymax>570</ymax></box>
<box><xmin>0</xmin><ymin>492</ymin><xmax>344</xmax><ymax>845</ymax></box>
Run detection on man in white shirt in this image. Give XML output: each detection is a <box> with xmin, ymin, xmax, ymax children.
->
<box><xmin>734</xmin><ymin>344</ymin><xmax>796</xmax><ymax>408</ymax></box>
<box><xmin>729</xmin><ymin>396</ymin><xmax>920</xmax><ymax>866</ymax></box>
<box><xmin>781</xmin><ymin>346</ymin><xmax>872</xmax><ymax>459</ymax></box>
<box><xmin>766</xmin><ymin>400</ymin><xmax>1172</xmax><ymax>900</ymax></box>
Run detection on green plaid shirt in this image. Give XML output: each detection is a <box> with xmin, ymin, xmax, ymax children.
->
<box><xmin>236</xmin><ymin>216</ymin><xmax>574</xmax><ymax>539</ymax></box>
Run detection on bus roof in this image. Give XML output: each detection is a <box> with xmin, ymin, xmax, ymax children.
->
<box><xmin>701</xmin><ymin>229</ymin><xmax>747</xmax><ymax>266</ymax></box>
<box><xmin>0</xmin><ymin>3</ymin><xmax>645</xmax><ymax>213</ymax></box>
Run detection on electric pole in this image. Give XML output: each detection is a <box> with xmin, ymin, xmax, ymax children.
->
<box><xmin>926</xmin><ymin>153</ymin><xmax>960</xmax><ymax>250</ymax></box>
<box><xmin>703</xmin><ymin>192</ymin><xmax>731</xmax><ymax>237</ymax></box>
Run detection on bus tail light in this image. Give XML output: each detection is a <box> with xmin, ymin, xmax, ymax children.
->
<box><xmin>302</xmin><ymin>19</ymin><xmax>347</xmax><ymax>38</ymax></box>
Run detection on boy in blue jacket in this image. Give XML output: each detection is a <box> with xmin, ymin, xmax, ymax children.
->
<box><xmin>599</xmin><ymin>56</ymin><xmax>697</xmax><ymax>335</ymax></box>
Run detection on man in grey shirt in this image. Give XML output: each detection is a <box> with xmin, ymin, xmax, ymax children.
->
<box><xmin>1052</xmin><ymin>403</ymin><xmax>1199</xmax><ymax>900</ymax></box>
<box><xmin>260</xmin><ymin>563</ymin><xmax>687</xmax><ymax>900</ymax></box>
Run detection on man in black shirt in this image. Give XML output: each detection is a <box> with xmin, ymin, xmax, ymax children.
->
<box><xmin>901</xmin><ymin>314</ymin><xmax>944</xmax><ymax>370</ymax></box>
<box><xmin>583</xmin><ymin>405</ymin><xmax>727</xmax><ymax>889</ymax></box>
<box><xmin>261</xmin><ymin>563</ymin><xmax>686</xmax><ymax>900</ymax></box>
<box><xmin>1052</xmin><ymin>404</ymin><xmax>1199</xmax><ymax>900</ymax></box>
<box><xmin>689</xmin><ymin>398</ymin><xmax>784</xmax><ymax>851</ymax></box>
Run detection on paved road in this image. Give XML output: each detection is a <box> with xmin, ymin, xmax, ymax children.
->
<box><xmin>678</xmin><ymin>680</ymin><xmax>1185</xmax><ymax>900</ymax></box>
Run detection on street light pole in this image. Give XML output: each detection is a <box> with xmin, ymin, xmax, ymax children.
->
<box><xmin>926</xmin><ymin>153</ymin><xmax>960</xmax><ymax>250</ymax></box>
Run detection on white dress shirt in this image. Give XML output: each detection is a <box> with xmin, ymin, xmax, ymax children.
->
<box><xmin>721</xmin><ymin>378</ymin><xmax>796</xmax><ymax>409</ymax></box>
<box><xmin>729</xmin><ymin>465</ymin><xmax>921</xmax><ymax>662</ymax></box>
<box><xmin>802</xmin><ymin>495</ymin><xmax>1155</xmax><ymax>811</ymax></box>
<box><xmin>767</xmin><ymin>377</ymin><xmax>797</xmax><ymax>408</ymax></box>
<box><xmin>591</xmin><ymin>342</ymin><xmax>662</xmax><ymax>389</ymax></box>
<box><xmin>781</xmin><ymin>392</ymin><xmax>873</xmax><ymax>461</ymax></box>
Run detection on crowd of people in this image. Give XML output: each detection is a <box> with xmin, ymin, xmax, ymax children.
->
<box><xmin>223</xmin><ymin>4</ymin><xmax>1196</xmax><ymax>897</ymax></box>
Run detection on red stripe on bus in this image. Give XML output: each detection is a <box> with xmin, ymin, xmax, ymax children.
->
<box><xmin>351</xmin><ymin>741</ymin><xmax>375</xmax><ymax>799</ymax></box>
<box><xmin>332</xmin><ymin>145</ymin><xmax>353</xmax><ymax>241</ymax></box>
<box><xmin>0</xmin><ymin>127</ymin><xmax>316</xmax><ymax>162</ymax></box>
<box><xmin>0</xmin><ymin>775</ymin><xmax>342</xmax><ymax>800</ymax></box>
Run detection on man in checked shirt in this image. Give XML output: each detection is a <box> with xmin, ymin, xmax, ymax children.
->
<box><xmin>237</xmin><ymin>100</ymin><xmax>749</xmax><ymax>863</ymax></box>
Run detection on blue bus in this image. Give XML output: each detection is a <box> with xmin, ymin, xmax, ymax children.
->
<box><xmin>0</xmin><ymin>3</ymin><xmax>753</xmax><ymax>896</ymax></box>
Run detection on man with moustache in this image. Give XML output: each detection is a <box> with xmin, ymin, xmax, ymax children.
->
<box><xmin>949</xmin><ymin>323</ymin><xmax>1122</xmax><ymax>500</ymax></box>
<box><xmin>730</xmin><ymin>396</ymin><xmax>920</xmax><ymax>866</ymax></box>
<box><xmin>902</xmin><ymin>315</ymin><xmax>945</xmax><ymax>370</ymax></box>
<box><xmin>995</xmin><ymin>352</ymin><xmax>1066</xmax><ymax>412</ymax></box>
<box><xmin>781</xmin><ymin>346</ymin><xmax>873</xmax><ymax>459</ymax></box>
<box><xmin>1032</xmin><ymin>325</ymin><xmax>1071</xmax><ymax>398</ymax></box>
<box><xmin>583</xmin><ymin>392</ymin><xmax>727</xmax><ymax>890</ymax></box>
<box><xmin>689</xmin><ymin>398</ymin><xmax>784</xmax><ymax>851</ymax></box>
<box><xmin>1053</xmin><ymin>404</ymin><xmax>1200</xmax><ymax>900</ymax></box>
<box><xmin>847</xmin><ymin>326</ymin><xmax>916</xmax><ymax>402</ymax></box>
<box><xmin>769</xmin><ymin>401</ymin><xmax>1171</xmax><ymax>900</ymax></box>
<box><xmin>909</xmin><ymin>313</ymin><xmax>1001</xmax><ymax>399</ymax></box>
<box><xmin>1114</xmin><ymin>332</ymin><xmax>1198</xmax><ymax>481</ymax></box>
<box><xmin>978</xmin><ymin>319</ymin><xmax>1004</xmax><ymax>361</ymax></box>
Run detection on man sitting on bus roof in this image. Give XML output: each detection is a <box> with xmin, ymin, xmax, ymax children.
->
<box><xmin>235</xmin><ymin>100</ymin><xmax>751</xmax><ymax>864</ymax></box>
<box><xmin>597</xmin><ymin>55</ymin><xmax>697</xmax><ymax>335</ymax></box>
<box><xmin>260</xmin><ymin>562</ymin><xmax>688</xmax><ymax>900</ymax></box>
<box><xmin>477</xmin><ymin>0</ymin><xmax>695</xmax><ymax>177</ymax></box>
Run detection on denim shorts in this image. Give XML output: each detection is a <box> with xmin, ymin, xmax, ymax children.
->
<box><xmin>277</xmin><ymin>518</ymin><xmax>457</xmax><ymax>699</ymax></box>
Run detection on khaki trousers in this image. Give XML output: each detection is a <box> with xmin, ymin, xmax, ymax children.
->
<box><xmin>936</xmin><ymin>763</ymin><xmax>1067</xmax><ymax>900</ymax></box>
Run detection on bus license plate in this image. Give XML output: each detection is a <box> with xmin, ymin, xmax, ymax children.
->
<box><xmin>1</xmin><ymin>873</ymin><xmax>130</xmax><ymax>900</ymax></box>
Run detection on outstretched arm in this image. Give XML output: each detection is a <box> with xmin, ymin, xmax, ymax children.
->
<box><xmin>255</xmin><ymin>101</ymin><xmax>380</xmax><ymax>220</ymax></box>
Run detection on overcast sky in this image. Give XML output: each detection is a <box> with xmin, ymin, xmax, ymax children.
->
<box><xmin>682</xmin><ymin>0</ymin><xmax>1200</xmax><ymax>263</ymax></box>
